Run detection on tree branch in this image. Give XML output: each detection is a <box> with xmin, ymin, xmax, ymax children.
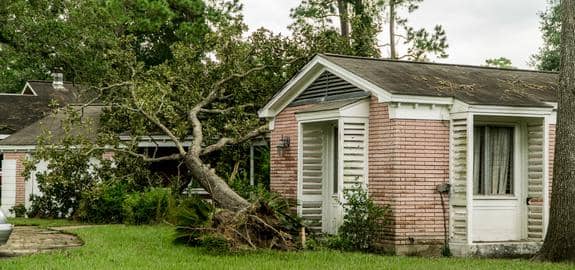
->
<box><xmin>188</xmin><ymin>65</ymin><xmax>268</xmax><ymax>155</ymax></box>
<box><xmin>201</xmin><ymin>125</ymin><xmax>267</xmax><ymax>156</ymax></box>
<box><xmin>88</xmin><ymin>147</ymin><xmax>183</xmax><ymax>162</ymax></box>
<box><xmin>200</xmin><ymin>104</ymin><xmax>255</xmax><ymax>114</ymax></box>
<box><xmin>129</xmin><ymin>85</ymin><xmax>187</xmax><ymax>156</ymax></box>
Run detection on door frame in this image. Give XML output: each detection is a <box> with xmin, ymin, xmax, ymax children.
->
<box><xmin>471</xmin><ymin>120</ymin><xmax>528</xmax><ymax>242</ymax></box>
<box><xmin>297</xmin><ymin>118</ymin><xmax>342</xmax><ymax>234</ymax></box>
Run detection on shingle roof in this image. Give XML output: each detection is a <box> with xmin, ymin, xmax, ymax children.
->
<box><xmin>0</xmin><ymin>81</ymin><xmax>85</xmax><ymax>134</ymax></box>
<box><xmin>321</xmin><ymin>54</ymin><xmax>558</xmax><ymax>107</ymax></box>
<box><xmin>0</xmin><ymin>105</ymin><xmax>103</xmax><ymax>146</ymax></box>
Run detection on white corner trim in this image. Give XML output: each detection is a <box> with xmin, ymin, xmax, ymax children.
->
<box><xmin>268</xmin><ymin>118</ymin><xmax>276</xmax><ymax>131</ymax></box>
<box><xmin>549</xmin><ymin>111</ymin><xmax>557</xmax><ymax>125</ymax></box>
<box><xmin>542</xmin><ymin>116</ymin><xmax>550</xmax><ymax>237</ymax></box>
<box><xmin>466</xmin><ymin>113</ymin><xmax>475</xmax><ymax>245</ymax></box>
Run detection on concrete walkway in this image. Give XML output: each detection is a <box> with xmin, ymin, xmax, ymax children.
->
<box><xmin>0</xmin><ymin>226</ymin><xmax>83</xmax><ymax>257</ymax></box>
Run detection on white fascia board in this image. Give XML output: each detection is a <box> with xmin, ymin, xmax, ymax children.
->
<box><xmin>0</xmin><ymin>145</ymin><xmax>36</xmax><ymax>152</ymax></box>
<box><xmin>467</xmin><ymin>105</ymin><xmax>553</xmax><ymax>116</ymax></box>
<box><xmin>0</xmin><ymin>135</ymin><xmax>10</xmax><ymax>140</ymax></box>
<box><xmin>258</xmin><ymin>55</ymin><xmax>326</xmax><ymax>118</ymax></box>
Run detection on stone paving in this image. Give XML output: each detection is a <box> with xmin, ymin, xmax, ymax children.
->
<box><xmin>0</xmin><ymin>226</ymin><xmax>83</xmax><ymax>257</ymax></box>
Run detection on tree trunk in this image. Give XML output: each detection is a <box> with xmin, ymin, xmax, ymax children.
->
<box><xmin>185</xmin><ymin>154</ymin><xmax>250</xmax><ymax>212</ymax></box>
<box><xmin>537</xmin><ymin>0</ymin><xmax>575</xmax><ymax>262</ymax></box>
<box><xmin>337</xmin><ymin>0</ymin><xmax>350</xmax><ymax>44</ymax></box>
<box><xmin>389</xmin><ymin>0</ymin><xmax>396</xmax><ymax>59</ymax></box>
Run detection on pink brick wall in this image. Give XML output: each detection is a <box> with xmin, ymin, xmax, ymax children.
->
<box><xmin>269</xmin><ymin>97</ymin><xmax>555</xmax><ymax>251</ymax></box>
<box><xmin>4</xmin><ymin>152</ymin><xmax>27</xmax><ymax>205</ymax></box>
<box><xmin>368</xmin><ymin>97</ymin><xmax>449</xmax><ymax>246</ymax></box>
<box><xmin>269</xmin><ymin>105</ymin><xmax>310</xmax><ymax>200</ymax></box>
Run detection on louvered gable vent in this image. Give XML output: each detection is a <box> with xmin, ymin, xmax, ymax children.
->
<box><xmin>290</xmin><ymin>71</ymin><xmax>368</xmax><ymax>106</ymax></box>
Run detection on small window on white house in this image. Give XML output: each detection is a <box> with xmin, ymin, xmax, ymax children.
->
<box><xmin>473</xmin><ymin>126</ymin><xmax>514</xmax><ymax>195</ymax></box>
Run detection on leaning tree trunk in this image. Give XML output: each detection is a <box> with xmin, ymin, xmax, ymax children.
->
<box><xmin>185</xmin><ymin>154</ymin><xmax>250</xmax><ymax>211</ymax></box>
<box><xmin>537</xmin><ymin>0</ymin><xmax>575</xmax><ymax>262</ymax></box>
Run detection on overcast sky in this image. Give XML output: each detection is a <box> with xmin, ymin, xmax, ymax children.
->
<box><xmin>242</xmin><ymin>0</ymin><xmax>550</xmax><ymax>69</ymax></box>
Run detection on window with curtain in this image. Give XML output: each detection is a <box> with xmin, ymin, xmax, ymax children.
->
<box><xmin>473</xmin><ymin>126</ymin><xmax>514</xmax><ymax>195</ymax></box>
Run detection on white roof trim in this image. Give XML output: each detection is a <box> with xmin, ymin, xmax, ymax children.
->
<box><xmin>20</xmin><ymin>82</ymin><xmax>38</xmax><ymax>96</ymax></box>
<box><xmin>259</xmin><ymin>54</ymin><xmax>556</xmax><ymax>120</ymax></box>
<box><xmin>0</xmin><ymin>145</ymin><xmax>36</xmax><ymax>152</ymax></box>
<box><xmin>463</xmin><ymin>104</ymin><xmax>553</xmax><ymax>116</ymax></box>
<box><xmin>258</xmin><ymin>55</ymin><xmax>391</xmax><ymax>118</ymax></box>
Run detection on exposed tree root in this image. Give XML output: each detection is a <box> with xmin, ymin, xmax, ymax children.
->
<box><xmin>207</xmin><ymin>201</ymin><xmax>296</xmax><ymax>251</ymax></box>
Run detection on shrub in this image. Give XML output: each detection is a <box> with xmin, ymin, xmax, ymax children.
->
<box><xmin>173</xmin><ymin>196</ymin><xmax>215</xmax><ymax>246</ymax></box>
<box><xmin>9</xmin><ymin>204</ymin><xmax>27</xmax><ymax>218</ymax></box>
<box><xmin>336</xmin><ymin>186</ymin><xmax>390</xmax><ymax>252</ymax></box>
<box><xmin>122</xmin><ymin>188</ymin><xmax>172</xmax><ymax>225</ymax></box>
<box><xmin>27</xmin><ymin>194</ymin><xmax>64</xmax><ymax>218</ymax></box>
<box><xmin>76</xmin><ymin>181</ymin><xmax>128</xmax><ymax>223</ymax></box>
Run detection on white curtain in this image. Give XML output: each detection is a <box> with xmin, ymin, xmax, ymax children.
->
<box><xmin>473</xmin><ymin>126</ymin><xmax>513</xmax><ymax>195</ymax></box>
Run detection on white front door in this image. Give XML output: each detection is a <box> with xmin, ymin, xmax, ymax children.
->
<box><xmin>471</xmin><ymin>125</ymin><xmax>526</xmax><ymax>242</ymax></box>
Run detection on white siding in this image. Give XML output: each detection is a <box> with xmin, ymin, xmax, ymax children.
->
<box><xmin>341</xmin><ymin>119</ymin><xmax>368</xmax><ymax>191</ymax></box>
<box><xmin>1</xmin><ymin>160</ymin><xmax>16</xmax><ymax>215</ymax></box>
<box><xmin>527</xmin><ymin>123</ymin><xmax>544</xmax><ymax>240</ymax></box>
<box><xmin>300</xmin><ymin>124</ymin><xmax>325</xmax><ymax>232</ymax></box>
<box><xmin>450</xmin><ymin>117</ymin><xmax>468</xmax><ymax>243</ymax></box>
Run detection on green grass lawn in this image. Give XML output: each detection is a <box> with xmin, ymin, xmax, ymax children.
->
<box><xmin>8</xmin><ymin>217</ymin><xmax>85</xmax><ymax>228</ymax></box>
<box><xmin>1</xmin><ymin>223</ymin><xmax>572</xmax><ymax>270</ymax></box>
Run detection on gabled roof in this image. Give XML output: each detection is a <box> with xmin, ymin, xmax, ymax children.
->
<box><xmin>259</xmin><ymin>54</ymin><xmax>558</xmax><ymax>118</ymax></box>
<box><xmin>0</xmin><ymin>81</ymin><xmax>85</xmax><ymax>134</ymax></box>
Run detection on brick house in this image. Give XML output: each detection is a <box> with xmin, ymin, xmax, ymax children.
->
<box><xmin>0</xmin><ymin>75</ymin><xmax>85</xmax><ymax>215</ymax></box>
<box><xmin>258</xmin><ymin>54</ymin><xmax>557</xmax><ymax>257</ymax></box>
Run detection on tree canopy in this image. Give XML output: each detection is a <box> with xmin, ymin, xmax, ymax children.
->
<box><xmin>532</xmin><ymin>0</ymin><xmax>561</xmax><ymax>71</ymax></box>
<box><xmin>290</xmin><ymin>0</ymin><xmax>448</xmax><ymax>60</ymax></box>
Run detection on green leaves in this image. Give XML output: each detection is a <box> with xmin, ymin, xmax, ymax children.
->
<box><xmin>532</xmin><ymin>0</ymin><xmax>561</xmax><ymax>71</ymax></box>
<box><xmin>289</xmin><ymin>0</ymin><xmax>448</xmax><ymax>60</ymax></box>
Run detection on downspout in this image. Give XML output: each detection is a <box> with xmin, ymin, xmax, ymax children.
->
<box><xmin>437</xmin><ymin>183</ymin><xmax>451</xmax><ymax>257</ymax></box>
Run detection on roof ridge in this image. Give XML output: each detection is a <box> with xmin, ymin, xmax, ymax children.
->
<box><xmin>320</xmin><ymin>53</ymin><xmax>558</xmax><ymax>75</ymax></box>
<box><xmin>27</xmin><ymin>80</ymin><xmax>76</xmax><ymax>84</ymax></box>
